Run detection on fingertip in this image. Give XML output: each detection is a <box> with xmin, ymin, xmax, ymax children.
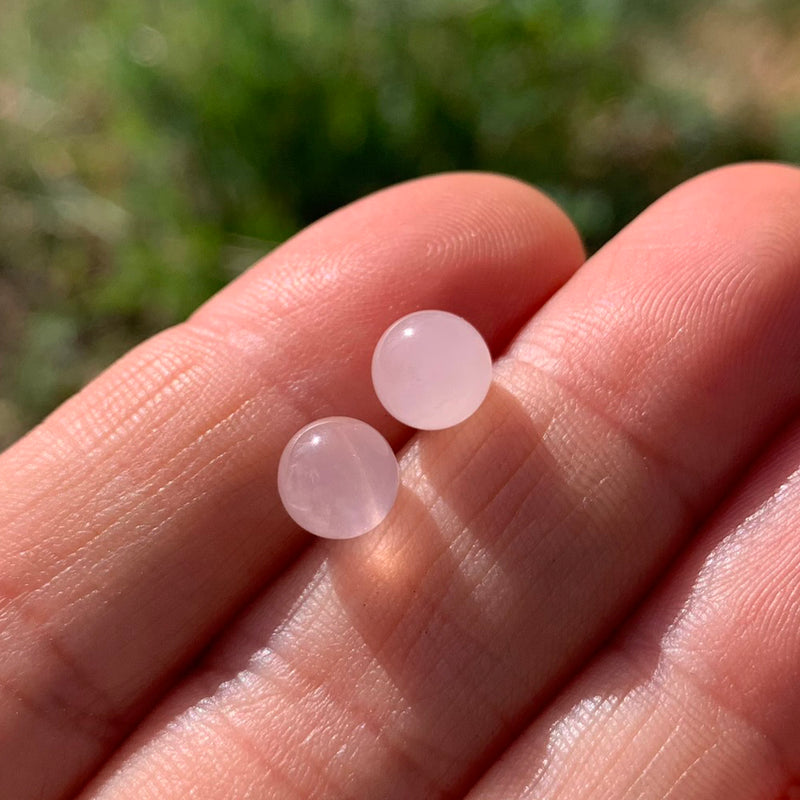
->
<box><xmin>633</xmin><ymin>161</ymin><xmax>800</xmax><ymax>248</ymax></box>
<box><xmin>188</xmin><ymin>170</ymin><xmax>585</xmax><ymax>358</ymax></box>
<box><xmin>396</xmin><ymin>171</ymin><xmax>587</xmax><ymax>284</ymax></box>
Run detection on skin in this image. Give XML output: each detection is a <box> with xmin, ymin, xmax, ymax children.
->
<box><xmin>0</xmin><ymin>164</ymin><xmax>799</xmax><ymax>800</ymax></box>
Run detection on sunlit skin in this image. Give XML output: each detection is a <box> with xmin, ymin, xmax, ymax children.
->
<box><xmin>1</xmin><ymin>164</ymin><xmax>800</xmax><ymax>800</ymax></box>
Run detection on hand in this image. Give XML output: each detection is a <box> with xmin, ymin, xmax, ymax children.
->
<box><xmin>2</xmin><ymin>164</ymin><xmax>800</xmax><ymax>800</ymax></box>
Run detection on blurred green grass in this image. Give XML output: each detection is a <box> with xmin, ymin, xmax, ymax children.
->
<box><xmin>1</xmin><ymin>0</ymin><xmax>798</xmax><ymax>448</ymax></box>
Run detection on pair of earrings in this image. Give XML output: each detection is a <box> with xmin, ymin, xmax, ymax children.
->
<box><xmin>278</xmin><ymin>310</ymin><xmax>492</xmax><ymax>539</ymax></box>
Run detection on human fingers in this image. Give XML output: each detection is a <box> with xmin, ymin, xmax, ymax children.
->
<box><xmin>80</xmin><ymin>163</ymin><xmax>800</xmax><ymax>800</ymax></box>
<box><xmin>0</xmin><ymin>173</ymin><xmax>583</xmax><ymax>800</ymax></box>
<box><xmin>468</xmin><ymin>417</ymin><xmax>800</xmax><ymax>800</ymax></box>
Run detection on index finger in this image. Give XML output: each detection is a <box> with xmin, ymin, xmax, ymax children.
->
<box><xmin>0</xmin><ymin>173</ymin><xmax>584</xmax><ymax>800</ymax></box>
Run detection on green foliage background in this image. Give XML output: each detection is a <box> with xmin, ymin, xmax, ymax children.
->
<box><xmin>1</xmin><ymin>0</ymin><xmax>798</xmax><ymax>447</ymax></box>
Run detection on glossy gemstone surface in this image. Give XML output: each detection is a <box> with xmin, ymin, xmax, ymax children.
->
<box><xmin>278</xmin><ymin>417</ymin><xmax>399</xmax><ymax>539</ymax></box>
<box><xmin>372</xmin><ymin>310</ymin><xmax>492</xmax><ymax>430</ymax></box>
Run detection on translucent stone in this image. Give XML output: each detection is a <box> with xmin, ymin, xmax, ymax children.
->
<box><xmin>277</xmin><ymin>416</ymin><xmax>399</xmax><ymax>539</ymax></box>
<box><xmin>372</xmin><ymin>310</ymin><xmax>492</xmax><ymax>430</ymax></box>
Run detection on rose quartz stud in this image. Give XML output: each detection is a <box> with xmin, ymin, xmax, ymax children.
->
<box><xmin>278</xmin><ymin>416</ymin><xmax>399</xmax><ymax>539</ymax></box>
<box><xmin>372</xmin><ymin>310</ymin><xmax>492</xmax><ymax>430</ymax></box>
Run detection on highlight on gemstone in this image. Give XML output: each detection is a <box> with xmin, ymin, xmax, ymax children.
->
<box><xmin>277</xmin><ymin>416</ymin><xmax>399</xmax><ymax>539</ymax></box>
<box><xmin>371</xmin><ymin>309</ymin><xmax>492</xmax><ymax>430</ymax></box>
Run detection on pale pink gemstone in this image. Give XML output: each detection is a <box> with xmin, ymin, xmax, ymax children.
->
<box><xmin>277</xmin><ymin>416</ymin><xmax>399</xmax><ymax>539</ymax></box>
<box><xmin>372</xmin><ymin>310</ymin><xmax>492</xmax><ymax>430</ymax></box>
